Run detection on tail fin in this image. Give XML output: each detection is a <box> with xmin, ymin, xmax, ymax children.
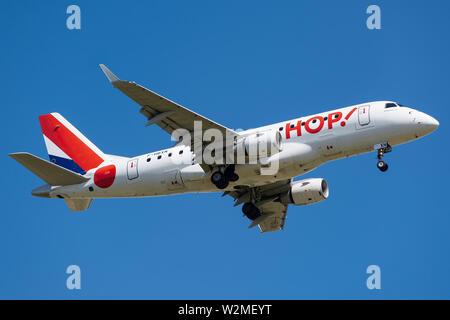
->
<box><xmin>39</xmin><ymin>113</ymin><xmax>106</xmax><ymax>174</ymax></box>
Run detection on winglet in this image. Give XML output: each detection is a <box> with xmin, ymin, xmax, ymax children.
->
<box><xmin>99</xmin><ymin>64</ymin><xmax>120</xmax><ymax>83</ymax></box>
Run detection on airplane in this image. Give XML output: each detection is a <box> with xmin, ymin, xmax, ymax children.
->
<box><xmin>9</xmin><ymin>65</ymin><xmax>439</xmax><ymax>232</ymax></box>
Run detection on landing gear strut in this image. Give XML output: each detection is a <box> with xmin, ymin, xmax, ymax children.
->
<box><xmin>375</xmin><ymin>142</ymin><xmax>392</xmax><ymax>172</ymax></box>
<box><xmin>211</xmin><ymin>165</ymin><xmax>239</xmax><ymax>189</ymax></box>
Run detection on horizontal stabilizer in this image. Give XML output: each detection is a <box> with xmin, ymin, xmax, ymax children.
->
<box><xmin>64</xmin><ymin>198</ymin><xmax>92</xmax><ymax>212</ymax></box>
<box><xmin>9</xmin><ymin>152</ymin><xmax>88</xmax><ymax>186</ymax></box>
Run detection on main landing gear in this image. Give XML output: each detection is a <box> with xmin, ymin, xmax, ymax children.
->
<box><xmin>375</xmin><ymin>142</ymin><xmax>392</xmax><ymax>172</ymax></box>
<box><xmin>211</xmin><ymin>165</ymin><xmax>239</xmax><ymax>189</ymax></box>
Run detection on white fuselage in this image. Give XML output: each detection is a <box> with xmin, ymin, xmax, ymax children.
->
<box><xmin>48</xmin><ymin>101</ymin><xmax>438</xmax><ymax>199</ymax></box>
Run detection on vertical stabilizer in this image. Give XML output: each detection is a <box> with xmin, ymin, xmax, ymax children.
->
<box><xmin>39</xmin><ymin>113</ymin><xmax>106</xmax><ymax>174</ymax></box>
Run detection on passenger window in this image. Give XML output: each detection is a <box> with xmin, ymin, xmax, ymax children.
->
<box><xmin>146</xmin><ymin>158</ymin><xmax>151</xmax><ymax>162</ymax></box>
<box><xmin>157</xmin><ymin>155</ymin><xmax>162</xmax><ymax>160</ymax></box>
<box><xmin>168</xmin><ymin>153</ymin><xmax>172</xmax><ymax>157</ymax></box>
<box><xmin>279</xmin><ymin>127</ymin><xmax>283</xmax><ymax>131</ymax></box>
<box><xmin>179</xmin><ymin>150</ymin><xmax>183</xmax><ymax>155</ymax></box>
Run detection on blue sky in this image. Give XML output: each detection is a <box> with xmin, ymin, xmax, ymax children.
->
<box><xmin>1</xmin><ymin>0</ymin><xmax>449</xmax><ymax>299</ymax></box>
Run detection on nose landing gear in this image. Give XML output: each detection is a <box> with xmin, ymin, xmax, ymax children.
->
<box><xmin>374</xmin><ymin>142</ymin><xmax>392</xmax><ymax>172</ymax></box>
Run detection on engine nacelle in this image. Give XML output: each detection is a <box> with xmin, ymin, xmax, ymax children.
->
<box><xmin>243</xmin><ymin>129</ymin><xmax>282</xmax><ymax>159</ymax></box>
<box><xmin>283</xmin><ymin>178</ymin><xmax>329</xmax><ymax>206</ymax></box>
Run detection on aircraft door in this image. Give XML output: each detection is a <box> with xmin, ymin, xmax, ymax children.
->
<box><xmin>358</xmin><ymin>105</ymin><xmax>370</xmax><ymax>126</ymax></box>
<box><xmin>127</xmin><ymin>159</ymin><xmax>139</xmax><ymax>180</ymax></box>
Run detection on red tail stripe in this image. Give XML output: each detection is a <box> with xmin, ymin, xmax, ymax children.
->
<box><xmin>39</xmin><ymin>114</ymin><xmax>103</xmax><ymax>172</ymax></box>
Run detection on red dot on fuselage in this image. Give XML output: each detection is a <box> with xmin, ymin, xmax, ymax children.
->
<box><xmin>94</xmin><ymin>164</ymin><xmax>116</xmax><ymax>189</ymax></box>
<box><xmin>340</xmin><ymin>121</ymin><xmax>346</xmax><ymax>127</ymax></box>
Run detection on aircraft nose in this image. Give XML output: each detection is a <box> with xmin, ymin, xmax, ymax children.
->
<box><xmin>421</xmin><ymin>113</ymin><xmax>439</xmax><ymax>131</ymax></box>
<box><xmin>414</xmin><ymin>111</ymin><xmax>439</xmax><ymax>134</ymax></box>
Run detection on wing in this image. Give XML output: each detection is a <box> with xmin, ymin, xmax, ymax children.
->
<box><xmin>99</xmin><ymin>64</ymin><xmax>238</xmax><ymax>144</ymax></box>
<box><xmin>225</xmin><ymin>179</ymin><xmax>291</xmax><ymax>233</ymax></box>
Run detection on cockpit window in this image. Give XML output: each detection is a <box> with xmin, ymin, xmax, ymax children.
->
<box><xmin>385</xmin><ymin>103</ymin><xmax>397</xmax><ymax>108</ymax></box>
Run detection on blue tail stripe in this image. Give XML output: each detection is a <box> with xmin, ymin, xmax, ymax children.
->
<box><xmin>48</xmin><ymin>155</ymin><xmax>86</xmax><ymax>175</ymax></box>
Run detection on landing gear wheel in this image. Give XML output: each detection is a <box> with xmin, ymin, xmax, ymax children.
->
<box><xmin>377</xmin><ymin>160</ymin><xmax>388</xmax><ymax>172</ymax></box>
<box><xmin>216</xmin><ymin>179</ymin><xmax>229</xmax><ymax>189</ymax></box>
<box><xmin>211</xmin><ymin>171</ymin><xmax>229</xmax><ymax>189</ymax></box>
<box><xmin>242</xmin><ymin>202</ymin><xmax>261</xmax><ymax>220</ymax></box>
<box><xmin>211</xmin><ymin>171</ymin><xmax>224</xmax><ymax>184</ymax></box>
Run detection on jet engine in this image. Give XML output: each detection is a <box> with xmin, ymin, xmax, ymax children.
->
<box><xmin>281</xmin><ymin>178</ymin><xmax>329</xmax><ymax>206</ymax></box>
